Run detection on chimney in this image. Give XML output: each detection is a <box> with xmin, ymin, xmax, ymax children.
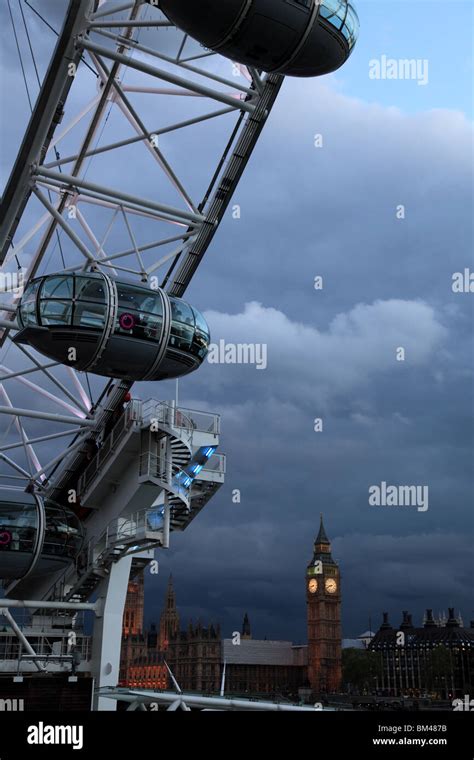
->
<box><xmin>424</xmin><ymin>609</ymin><xmax>436</xmax><ymax>628</ymax></box>
<box><xmin>400</xmin><ymin>611</ymin><xmax>413</xmax><ymax>629</ymax></box>
<box><xmin>446</xmin><ymin>607</ymin><xmax>459</xmax><ymax>628</ymax></box>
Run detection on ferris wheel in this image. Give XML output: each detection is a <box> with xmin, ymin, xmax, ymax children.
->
<box><xmin>0</xmin><ymin>0</ymin><xmax>358</xmax><ymax>709</ymax></box>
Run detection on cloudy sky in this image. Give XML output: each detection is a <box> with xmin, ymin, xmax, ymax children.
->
<box><xmin>0</xmin><ymin>1</ymin><xmax>472</xmax><ymax>642</ymax></box>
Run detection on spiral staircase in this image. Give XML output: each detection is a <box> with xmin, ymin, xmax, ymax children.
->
<box><xmin>12</xmin><ymin>398</ymin><xmax>224</xmax><ymax>610</ymax></box>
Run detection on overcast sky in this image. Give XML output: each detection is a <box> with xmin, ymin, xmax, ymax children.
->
<box><xmin>0</xmin><ymin>1</ymin><xmax>472</xmax><ymax>642</ymax></box>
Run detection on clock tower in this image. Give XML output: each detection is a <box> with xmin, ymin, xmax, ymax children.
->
<box><xmin>306</xmin><ymin>515</ymin><xmax>341</xmax><ymax>693</ymax></box>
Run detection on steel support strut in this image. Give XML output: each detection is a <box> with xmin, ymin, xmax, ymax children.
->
<box><xmin>0</xmin><ymin>0</ymin><xmax>98</xmax><ymax>261</ymax></box>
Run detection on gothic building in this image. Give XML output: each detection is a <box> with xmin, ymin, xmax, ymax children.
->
<box><xmin>122</xmin><ymin>572</ymin><xmax>144</xmax><ymax>637</ymax></box>
<box><xmin>159</xmin><ymin>574</ymin><xmax>180</xmax><ymax>649</ymax></box>
<box><xmin>119</xmin><ymin>572</ymin><xmax>167</xmax><ymax>689</ymax></box>
<box><xmin>242</xmin><ymin>612</ymin><xmax>251</xmax><ymax>640</ymax></box>
<box><xmin>306</xmin><ymin>515</ymin><xmax>342</xmax><ymax>693</ymax></box>
<box><xmin>167</xmin><ymin>621</ymin><xmax>222</xmax><ymax>693</ymax></box>
<box><xmin>119</xmin><ymin>517</ymin><xmax>343</xmax><ymax>696</ymax></box>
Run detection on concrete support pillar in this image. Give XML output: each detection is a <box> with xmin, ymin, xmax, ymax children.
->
<box><xmin>91</xmin><ymin>555</ymin><xmax>133</xmax><ymax>710</ymax></box>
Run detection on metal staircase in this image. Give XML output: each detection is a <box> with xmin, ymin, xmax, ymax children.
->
<box><xmin>59</xmin><ymin>508</ymin><xmax>163</xmax><ymax>605</ymax></box>
<box><xmin>37</xmin><ymin>399</ymin><xmax>225</xmax><ymax>607</ymax></box>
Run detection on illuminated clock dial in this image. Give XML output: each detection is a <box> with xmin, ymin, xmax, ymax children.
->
<box><xmin>308</xmin><ymin>578</ymin><xmax>318</xmax><ymax>594</ymax></box>
<box><xmin>325</xmin><ymin>578</ymin><xmax>337</xmax><ymax>594</ymax></box>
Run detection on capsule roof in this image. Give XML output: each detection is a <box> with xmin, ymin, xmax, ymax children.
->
<box><xmin>158</xmin><ymin>0</ymin><xmax>359</xmax><ymax>78</ymax></box>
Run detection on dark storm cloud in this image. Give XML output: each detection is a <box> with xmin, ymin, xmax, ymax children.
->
<box><xmin>183</xmin><ymin>79</ymin><xmax>472</xmax><ymax>328</ymax></box>
<box><xmin>145</xmin><ymin>525</ymin><xmax>472</xmax><ymax>642</ymax></box>
<box><xmin>1</xmin><ymin>4</ymin><xmax>472</xmax><ymax>640</ymax></box>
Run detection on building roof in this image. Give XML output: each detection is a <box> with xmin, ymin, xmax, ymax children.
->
<box><xmin>307</xmin><ymin>513</ymin><xmax>337</xmax><ymax>568</ymax></box>
<box><xmin>342</xmin><ymin>639</ymin><xmax>365</xmax><ymax>650</ymax></box>
<box><xmin>370</xmin><ymin>609</ymin><xmax>474</xmax><ymax>649</ymax></box>
<box><xmin>222</xmin><ymin>639</ymin><xmax>297</xmax><ymax>666</ymax></box>
<box><xmin>315</xmin><ymin>513</ymin><xmax>330</xmax><ymax>545</ymax></box>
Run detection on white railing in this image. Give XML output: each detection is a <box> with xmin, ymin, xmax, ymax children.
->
<box><xmin>0</xmin><ymin>631</ymin><xmax>92</xmax><ymax>661</ymax></box>
<box><xmin>142</xmin><ymin>399</ymin><xmax>220</xmax><ymax>436</ymax></box>
<box><xmin>77</xmin><ymin>399</ymin><xmax>140</xmax><ymax>495</ymax></box>
<box><xmin>77</xmin><ymin>399</ymin><xmax>220</xmax><ymax>497</ymax></box>
<box><xmin>202</xmin><ymin>453</ymin><xmax>226</xmax><ymax>475</ymax></box>
<box><xmin>139</xmin><ymin>450</ymin><xmax>225</xmax><ymax>485</ymax></box>
<box><xmin>179</xmin><ymin>407</ymin><xmax>220</xmax><ymax>435</ymax></box>
<box><xmin>104</xmin><ymin>507</ymin><xmax>165</xmax><ymax>546</ymax></box>
<box><xmin>138</xmin><ymin>452</ymin><xmax>185</xmax><ymax>483</ymax></box>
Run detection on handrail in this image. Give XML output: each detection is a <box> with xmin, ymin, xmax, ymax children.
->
<box><xmin>202</xmin><ymin>453</ymin><xmax>226</xmax><ymax>475</ymax></box>
<box><xmin>0</xmin><ymin>630</ymin><xmax>92</xmax><ymax>660</ymax></box>
<box><xmin>77</xmin><ymin>400</ymin><xmax>139</xmax><ymax>496</ymax></box>
<box><xmin>42</xmin><ymin>400</ymin><xmax>223</xmax><ymax>603</ymax></box>
<box><xmin>142</xmin><ymin>399</ymin><xmax>220</xmax><ymax>435</ymax></box>
<box><xmin>138</xmin><ymin>452</ymin><xmax>185</xmax><ymax>480</ymax></box>
<box><xmin>78</xmin><ymin>399</ymin><xmax>221</xmax><ymax>498</ymax></box>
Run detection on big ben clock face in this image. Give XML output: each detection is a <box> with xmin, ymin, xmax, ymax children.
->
<box><xmin>308</xmin><ymin>579</ymin><xmax>318</xmax><ymax>594</ymax></box>
<box><xmin>325</xmin><ymin>578</ymin><xmax>337</xmax><ymax>594</ymax></box>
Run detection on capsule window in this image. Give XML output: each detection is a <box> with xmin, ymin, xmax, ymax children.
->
<box><xmin>19</xmin><ymin>281</ymin><xmax>40</xmax><ymax>326</ymax></box>
<box><xmin>192</xmin><ymin>307</ymin><xmax>210</xmax><ymax>340</ymax></box>
<box><xmin>39</xmin><ymin>299</ymin><xmax>73</xmax><ymax>326</ymax></box>
<box><xmin>20</xmin><ymin>300</ymin><xmax>38</xmax><ymax>327</ymax></box>
<box><xmin>0</xmin><ymin>501</ymin><xmax>37</xmax><ymax>554</ymax></box>
<box><xmin>343</xmin><ymin>6</ymin><xmax>359</xmax><ymax>47</ymax></box>
<box><xmin>41</xmin><ymin>276</ymin><xmax>73</xmax><ymax>300</ymax></box>
<box><xmin>169</xmin><ymin>298</ymin><xmax>195</xmax><ymax>351</ymax></box>
<box><xmin>113</xmin><ymin>285</ymin><xmax>164</xmax><ymax>341</ymax></box>
<box><xmin>117</xmin><ymin>284</ymin><xmax>162</xmax><ymax>315</ymax></box>
<box><xmin>42</xmin><ymin>502</ymin><xmax>83</xmax><ymax>559</ymax></box>
<box><xmin>75</xmin><ymin>276</ymin><xmax>106</xmax><ymax>303</ymax></box>
<box><xmin>191</xmin><ymin>332</ymin><xmax>210</xmax><ymax>359</ymax></box>
<box><xmin>341</xmin><ymin>24</ymin><xmax>350</xmax><ymax>41</ymax></box>
<box><xmin>142</xmin><ymin>315</ymin><xmax>163</xmax><ymax>342</ymax></box>
<box><xmin>22</xmin><ymin>280</ymin><xmax>41</xmax><ymax>304</ymax></box>
<box><xmin>169</xmin><ymin>322</ymin><xmax>194</xmax><ymax>351</ymax></box>
<box><xmin>170</xmin><ymin>298</ymin><xmax>194</xmax><ymax>326</ymax></box>
<box><xmin>189</xmin><ymin>306</ymin><xmax>210</xmax><ymax>359</ymax></box>
<box><xmin>115</xmin><ymin>308</ymin><xmax>163</xmax><ymax>342</ymax></box>
<box><xmin>73</xmin><ymin>302</ymin><xmax>106</xmax><ymax>329</ymax></box>
<box><xmin>319</xmin><ymin>0</ymin><xmax>346</xmax><ymax>29</ymax></box>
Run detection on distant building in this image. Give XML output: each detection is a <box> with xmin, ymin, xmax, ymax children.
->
<box><xmin>120</xmin><ymin>525</ymin><xmax>474</xmax><ymax>702</ymax></box>
<box><xmin>122</xmin><ymin>572</ymin><xmax>144</xmax><ymax>637</ymax></box>
<box><xmin>167</xmin><ymin>621</ymin><xmax>221</xmax><ymax>693</ymax></box>
<box><xmin>119</xmin><ymin>517</ymin><xmax>342</xmax><ymax>697</ymax></box>
<box><xmin>222</xmin><ymin>631</ymin><xmax>306</xmax><ymax>697</ymax></box>
<box><xmin>119</xmin><ymin>572</ymin><xmax>167</xmax><ymax>689</ymax></box>
<box><xmin>369</xmin><ymin>609</ymin><xmax>474</xmax><ymax>697</ymax></box>
<box><xmin>159</xmin><ymin>574</ymin><xmax>180</xmax><ymax>649</ymax></box>
<box><xmin>167</xmin><ymin>606</ymin><xmax>306</xmax><ymax>697</ymax></box>
<box><xmin>241</xmin><ymin>612</ymin><xmax>251</xmax><ymax>640</ymax></box>
<box><xmin>342</xmin><ymin>630</ymin><xmax>375</xmax><ymax>650</ymax></box>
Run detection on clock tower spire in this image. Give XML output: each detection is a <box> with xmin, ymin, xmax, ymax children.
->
<box><xmin>306</xmin><ymin>515</ymin><xmax>341</xmax><ymax>694</ymax></box>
